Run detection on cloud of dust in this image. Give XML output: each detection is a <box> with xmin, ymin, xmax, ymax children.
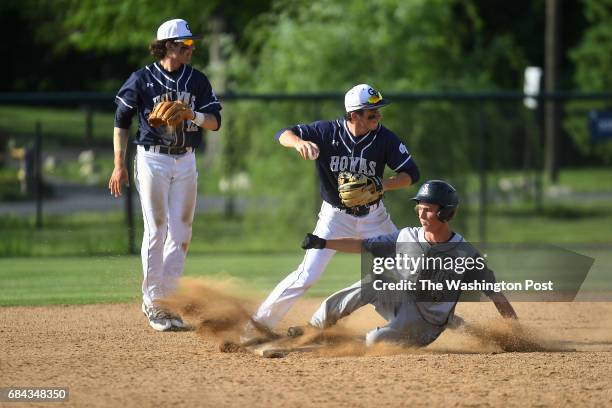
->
<box><xmin>291</xmin><ymin>324</ymin><xmax>417</xmax><ymax>357</ymax></box>
<box><xmin>157</xmin><ymin>277</ymin><xmax>259</xmax><ymax>342</ymax></box>
<box><xmin>446</xmin><ymin>318</ymin><xmax>571</xmax><ymax>353</ymax></box>
<box><xmin>158</xmin><ymin>278</ymin><xmax>573</xmax><ymax>356</ymax></box>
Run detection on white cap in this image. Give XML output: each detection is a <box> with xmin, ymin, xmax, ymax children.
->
<box><xmin>157</xmin><ymin>18</ymin><xmax>200</xmax><ymax>41</ymax></box>
<box><xmin>344</xmin><ymin>84</ymin><xmax>389</xmax><ymax>112</ymax></box>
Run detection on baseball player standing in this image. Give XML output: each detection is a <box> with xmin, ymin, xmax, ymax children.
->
<box><xmin>300</xmin><ymin>180</ymin><xmax>518</xmax><ymax>346</ymax></box>
<box><xmin>108</xmin><ymin>19</ymin><xmax>222</xmax><ymax>331</ymax></box>
<box><xmin>244</xmin><ymin>84</ymin><xmax>420</xmax><ymax>339</ymax></box>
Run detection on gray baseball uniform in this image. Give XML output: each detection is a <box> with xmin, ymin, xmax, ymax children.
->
<box><xmin>309</xmin><ymin>226</ymin><xmax>496</xmax><ymax>346</ymax></box>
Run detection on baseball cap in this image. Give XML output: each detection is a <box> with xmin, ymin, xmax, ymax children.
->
<box><xmin>344</xmin><ymin>84</ymin><xmax>389</xmax><ymax>112</ymax></box>
<box><xmin>157</xmin><ymin>18</ymin><xmax>201</xmax><ymax>41</ymax></box>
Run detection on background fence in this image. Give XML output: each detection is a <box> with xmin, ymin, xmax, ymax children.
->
<box><xmin>1</xmin><ymin>92</ymin><xmax>611</xmax><ymax>257</ymax></box>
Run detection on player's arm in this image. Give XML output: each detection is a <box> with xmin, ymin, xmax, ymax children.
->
<box><xmin>468</xmin><ymin>258</ymin><xmax>519</xmax><ymax>320</ymax></box>
<box><xmin>109</xmin><ymin>127</ymin><xmax>130</xmax><ymax>197</ymax></box>
<box><xmin>487</xmin><ymin>292</ymin><xmax>519</xmax><ymax>319</ymax></box>
<box><xmin>192</xmin><ymin>111</ymin><xmax>220</xmax><ymax>131</ymax></box>
<box><xmin>194</xmin><ymin>79</ymin><xmax>222</xmax><ymax>131</ymax></box>
<box><xmin>385</xmin><ymin>132</ymin><xmax>420</xmax><ymax>190</ymax></box>
<box><xmin>110</xmin><ymin>74</ymin><xmax>138</xmax><ymax>197</ymax></box>
<box><xmin>277</xmin><ymin>129</ymin><xmax>319</xmax><ymax>160</ymax></box>
<box><xmin>382</xmin><ymin>171</ymin><xmax>412</xmax><ymax>191</ymax></box>
<box><xmin>301</xmin><ymin>233</ymin><xmax>362</xmax><ymax>252</ymax></box>
<box><xmin>301</xmin><ymin>232</ymin><xmax>399</xmax><ymax>255</ymax></box>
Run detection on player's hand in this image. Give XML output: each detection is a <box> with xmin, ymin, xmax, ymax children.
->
<box><xmin>301</xmin><ymin>233</ymin><xmax>327</xmax><ymax>250</ymax></box>
<box><xmin>108</xmin><ymin>165</ymin><xmax>129</xmax><ymax>197</ymax></box>
<box><xmin>294</xmin><ymin>140</ymin><xmax>319</xmax><ymax>160</ymax></box>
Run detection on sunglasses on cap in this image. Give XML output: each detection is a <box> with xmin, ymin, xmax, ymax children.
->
<box><xmin>367</xmin><ymin>92</ymin><xmax>383</xmax><ymax>104</ymax></box>
<box><xmin>174</xmin><ymin>39</ymin><xmax>194</xmax><ymax>47</ymax></box>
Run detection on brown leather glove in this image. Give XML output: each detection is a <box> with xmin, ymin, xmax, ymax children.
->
<box><xmin>148</xmin><ymin>101</ymin><xmax>194</xmax><ymax>128</ymax></box>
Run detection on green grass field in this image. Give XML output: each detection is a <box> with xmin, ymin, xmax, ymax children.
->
<box><xmin>0</xmin><ymin>252</ymin><xmax>360</xmax><ymax>306</ymax></box>
<box><xmin>0</xmin><ymin>248</ymin><xmax>609</xmax><ymax>306</ymax></box>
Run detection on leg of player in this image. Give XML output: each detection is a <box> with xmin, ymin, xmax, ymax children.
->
<box><xmin>162</xmin><ymin>152</ymin><xmax>197</xmax><ymax>328</ymax></box>
<box><xmin>365</xmin><ymin>298</ymin><xmax>445</xmax><ymax>347</ymax></box>
<box><xmin>248</xmin><ymin>202</ymin><xmax>356</xmax><ymax>335</ymax></box>
<box><xmin>135</xmin><ymin>148</ymin><xmax>173</xmax><ymax>331</ymax></box>
<box><xmin>251</xmin><ymin>247</ymin><xmax>337</xmax><ymax>329</ymax></box>
<box><xmin>309</xmin><ymin>280</ymin><xmax>375</xmax><ymax>328</ymax></box>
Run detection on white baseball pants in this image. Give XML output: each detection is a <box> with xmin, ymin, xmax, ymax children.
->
<box><xmin>252</xmin><ymin>200</ymin><xmax>398</xmax><ymax>329</ymax></box>
<box><xmin>135</xmin><ymin>146</ymin><xmax>197</xmax><ymax>307</ymax></box>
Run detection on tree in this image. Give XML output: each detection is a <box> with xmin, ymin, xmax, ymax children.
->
<box><xmin>566</xmin><ymin>0</ymin><xmax>612</xmax><ymax>163</ymax></box>
<box><xmin>228</xmin><ymin>0</ymin><xmax>531</xmax><ymax>233</ymax></box>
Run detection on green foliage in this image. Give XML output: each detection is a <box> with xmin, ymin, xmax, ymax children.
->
<box><xmin>236</xmin><ymin>0</ymin><xmax>493</xmax><ymax>92</ymax></box>
<box><xmin>56</xmin><ymin>1</ymin><xmax>214</xmax><ymax>51</ymax></box>
<box><xmin>0</xmin><ymin>168</ymin><xmax>24</xmax><ymax>201</ymax></box>
<box><xmin>222</xmin><ymin>0</ymin><xmax>531</xmax><ymax>236</ymax></box>
<box><xmin>567</xmin><ymin>0</ymin><xmax>612</xmax><ymax>162</ymax></box>
<box><xmin>571</xmin><ymin>0</ymin><xmax>612</xmax><ymax>91</ymax></box>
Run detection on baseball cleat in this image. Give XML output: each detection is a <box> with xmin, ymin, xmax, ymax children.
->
<box><xmin>239</xmin><ymin>320</ymin><xmax>281</xmax><ymax>345</ymax></box>
<box><xmin>168</xmin><ymin>312</ymin><xmax>190</xmax><ymax>330</ymax></box>
<box><xmin>287</xmin><ymin>326</ymin><xmax>305</xmax><ymax>338</ymax></box>
<box><xmin>142</xmin><ymin>303</ymin><xmax>172</xmax><ymax>332</ymax></box>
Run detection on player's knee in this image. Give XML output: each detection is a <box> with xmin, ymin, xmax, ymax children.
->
<box><xmin>309</xmin><ymin>304</ymin><xmax>332</xmax><ymax>328</ymax></box>
<box><xmin>146</xmin><ymin>226</ymin><xmax>168</xmax><ymax>247</ymax></box>
<box><xmin>180</xmin><ymin>213</ymin><xmax>194</xmax><ymax>227</ymax></box>
<box><xmin>365</xmin><ymin>327</ymin><xmax>388</xmax><ymax>346</ymax></box>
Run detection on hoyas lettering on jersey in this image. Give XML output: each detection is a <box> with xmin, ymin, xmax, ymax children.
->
<box><xmin>330</xmin><ymin>156</ymin><xmax>377</xmax><ymax>176</ymax></box>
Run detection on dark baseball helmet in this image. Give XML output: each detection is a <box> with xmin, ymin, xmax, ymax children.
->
<box><xmin>412</xmin><ymin>180</ymin><xmax>459</xmax><ymax>222</ymax></box>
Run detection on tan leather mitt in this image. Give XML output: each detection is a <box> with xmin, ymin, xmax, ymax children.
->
<box><xmin>337</xmin><ymin>171</ymin><xmax>384</xmax><ymax>208</ymax></box>
<box><xmin>148</xmin><ymin>101</ymin><xmax>194</xmax><ymax>128</ymax></box>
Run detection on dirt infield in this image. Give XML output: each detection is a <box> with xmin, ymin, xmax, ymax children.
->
<box><xmin>2</xmin><ymin>291</ymin><xmax>612</xmax><ymax>407</ymax></box>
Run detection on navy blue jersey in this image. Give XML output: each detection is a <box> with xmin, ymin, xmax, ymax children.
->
<box><xmin>276</xmin><ymin>119</ymin><xmax>419</xmax><ymax>207</ymax></box>
<box><xmin>114</xmin><ymin>62</ymin><xmax>222</xmax><ymax>148</ymax></box>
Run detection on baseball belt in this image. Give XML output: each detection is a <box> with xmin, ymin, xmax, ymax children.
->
<box><xmin>144</xmin><ymin>145</ymin><xmax>193</xmax><ymax>155</ymax></box>
<box><xmin>335</xmin><ymin>200</ymin><xmax>381</xmax><ymax>217</ymax></box>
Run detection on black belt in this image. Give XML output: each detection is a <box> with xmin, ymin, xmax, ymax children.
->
<box><xmin>144</xmin><ymin>145</ymin><xmax>193</xmax><ymax>155</ymax></box>
<box><xmin>335</xmin><ymin>201</ymin><xmax>380</xmax><ymax>217</ymax></box>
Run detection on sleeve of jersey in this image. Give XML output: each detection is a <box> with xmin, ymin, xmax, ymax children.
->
<box><xmin>362</xmin><ymin>231</ymin><xmax>400</xmax><ymax>258</ymax></box>
<box><xmin>196</xmin><ymin>78</ymin><xmax>222</xmax><ymax>131</ymax></box>
<box><xmin>114</xmin><ymin>73</ymin><xmax>139</xmax><ymax>129</ymax></box>
<box><xmin>386</xmin><ymin>132</ymin><xmax>420</xmax><ymax>183</ymax></box>
<box><xmin>274</xmin><ymin>122</ymin><xmax>322</xmax><ymax>143</ymax></box>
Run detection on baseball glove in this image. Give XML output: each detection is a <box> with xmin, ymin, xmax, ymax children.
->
<box><xmin>148</xmin><ymin>101</ymin><xmax>194</xmax><ymax>128</ymax></box>
<box><xmin>337</xmin><ymin>172</ymin><xmax>384</xmax><ymax>208</ymax></box>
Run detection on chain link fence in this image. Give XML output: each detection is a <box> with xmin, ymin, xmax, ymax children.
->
<box><xmin>1</xmin><ymin>92</ymin><xmax>611</xmax><ymax>256</ymax></box>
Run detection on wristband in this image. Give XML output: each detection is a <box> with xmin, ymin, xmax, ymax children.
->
<box><xmin>193</xmin><ymin>111</ymin><xmax>206</xmax><ymax>126</ymax></box>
